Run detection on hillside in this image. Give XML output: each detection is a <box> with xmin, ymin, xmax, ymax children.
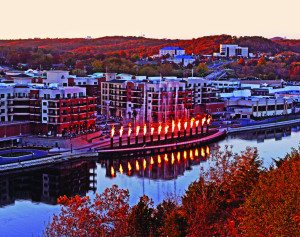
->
<box><xmin>0</xmin><ymin>35</ymin><xmax>298</xmax><ymax>58</ymax></box>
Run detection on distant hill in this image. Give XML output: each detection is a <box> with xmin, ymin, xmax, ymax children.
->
<box><xmin>0</xmin><ymin>35</ymin><xmax>299</xmax><ymax>58</ymax></box>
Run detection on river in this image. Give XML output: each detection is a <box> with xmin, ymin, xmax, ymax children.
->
<box><xmin>1</xmin><ymin>125</ymin><xmax>300</xmax><ymax>237</ymax></box>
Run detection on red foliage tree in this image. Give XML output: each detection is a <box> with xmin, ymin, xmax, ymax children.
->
<box><xmin>45</xmin><ymin>185</ymin><xmax>130</xmax><ymax>237</ymax></box>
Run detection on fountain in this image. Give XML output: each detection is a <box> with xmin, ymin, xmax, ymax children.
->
<box><xmin>127</xmin><ymin>124</ymin><xmax>132</xmax><ymax>146</ymax></box>
<box><xmin>110</xmin><ymin>125</ymin><xmax>115</xmax><ymax>148</ymax></box>
<box><xmin>143</xmin><ymin>124</ymin><xmax>147</xmax><ymax>144</ymax></box>
<box><xmin>172</xmin><ymin>120</ymin><xmax>175</xmax><ymax>139</ymax></box>
<box><xmin>158</xmin><ymin>124</ymin><xmax>162</xmax><ymax>141</ymax></box>
<box><xmin>201</xmin><ymin>117</ymin><xmax>206</xmax><ymax>134</ymax></box>
<box><xmin>119</xmin><ymin>126</ymin><xmax>123</xmax><ymax>147</ymax></box>
<box><xmin>150</xmin><ymin>126</ymin><xmax>154</xmax><ymax>143</ymax></box>
<box><xmin>190</xmin><ymin>118</ymin><xmax>194</xmax><ymax>136</ymax></box>
<box><xmin>135</xmin><ymin>125</ymin><xmax>140</xmax><ymax>144</ymax></box>
<box><xmin>195</xmin><ymin>119</ymin><xmax>199</xmax><ymax>134</ymax></box>
<box><xmin>184</xmin><ymin>121</ymin><xmax>188</xmax><ymax>137</ymax></box>
<box><xmin>177</xmin><ymin>120</ymin><xmax>181</xmax><ymax>138</ymax></box>
<box><xmin>164</xmin><ymin>124</ymin><xmax>169</xmax><ymax>140</ymax></box>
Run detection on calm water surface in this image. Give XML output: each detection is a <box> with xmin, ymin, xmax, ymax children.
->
<box><xmin>1</xmin><ymin>126</ymin><xmax>300</xmax><ymax>237</ymax></box>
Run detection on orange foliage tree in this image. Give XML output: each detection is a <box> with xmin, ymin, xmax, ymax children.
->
<box><xmin>240</xmin><ymin>148</ymin><xmax>300</xmax><ymax>236</ymax></box>
<box><xmin>45</xmin><ymin>185</ymin><xmax>130</xmax><ymax>237</ymax></box>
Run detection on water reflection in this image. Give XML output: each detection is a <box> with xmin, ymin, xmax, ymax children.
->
<box><xmin>228</xmin><ymin>127</ymin><xmax>293</xmax><ymax>142</ymax></box>
<box><xmin>100</xmin><ymin>146</ymin><xmax>210</xmax><ymax>180</ymax></box>
<box><xmin>0</xmin><ymin>159</ymin><xmax>97</xmax><ymax>207</ymax></box>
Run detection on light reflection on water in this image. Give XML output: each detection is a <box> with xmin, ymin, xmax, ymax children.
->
<box><xmin>1</xmin><ymin>126</ymin><xmax>300</xmax><ymax>237</ymax></box>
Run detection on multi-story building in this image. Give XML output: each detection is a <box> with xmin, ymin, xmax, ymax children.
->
<box><xmin>226</xmin><ymin>97</ymin><xmax>294</xmax><ymax>118</ymax></box>
<box><xmin>101</xmin><ymin>77</ymin><xmax>193</xmax><ymax>123</ymax></box>
<box><xmin>159</xmin><ymin>46</ymin><xmax>185</xmax><ymax>57</ymax></box>
<box><xmin>0</xmin><ymin>71</ymin><xmax>97</xmax><ymax>137</ymax></box>
<box><xmin>214</xmin><ymin>44</ymin><xmax>249</xmax><ymax>57</ymax></box>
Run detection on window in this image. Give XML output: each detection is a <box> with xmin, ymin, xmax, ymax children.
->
<box><xmin>43</xmin><ymin>102</ymin><xmax>47</xmax><ymax>106</ymax></box>
<box><xmin>43</xmin><ymin>117</ymin><xmax>47</xmax><ymax>121</ymax></box>
<box><xmin>55</xmin><ymin>94</ymin><xmax>60</xmax><ymax>99</ymax></box>
<box><xmin>43</xmin><ymin>109</ymin><xmax>47</xmax><ymax>113</ymax></box>
<box><xmin>63</xmin><ymin>83</ymin><xmax>67</xmax><ymax>86</ymax></box>
<box><xmin>1</xmin><ymin>109</ymin><xmax>5</xmax><ymax>113</ymax></box>
<box><xmin>1</xmin><ymin>94</ymin><xmax>4</xmax><ymax>98</ymax></box>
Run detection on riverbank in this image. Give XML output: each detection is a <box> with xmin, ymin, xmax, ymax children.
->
<box><xmin>227</xmin><ymin>118</ymin><xmax>300</xmax><ymax>133</ymax></box>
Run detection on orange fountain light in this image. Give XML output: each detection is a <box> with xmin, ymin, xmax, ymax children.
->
<box><xmin>128</xmin><ymin>162</ymin><xmax>132</xmax><ymax>172</ymax></box>
<box><xmin>195</xmin><ymin>120</ymin><xmax>199</xmax><ymax>127</ymax></box>
<box><xmin>195</xmin><ymin>148</ymin><xmax>199</xmax><ymax>157</ymax></box>
<box><xmin>158</xmin><ymin>155</ymin><xmax>161</xmax><ymax>164</ymax></box>
<box><xmin>184</xmin><ymin>121</ymin><xmax>188</xmax><ymax>130</ymax></box>
<box><xmin>150</xmin><ymin>156</ymin><xmax>154</xmax><ymax>165</ymax></box>
<box><xmin>206</xmin><ymin>146</ymin><xmax>210</xmax><ymax>155</ymax></box>
<box><xmin>171</xmin><ymin>153</ymin><xmax>175</xmax><ymax>164</ymax></box>
<box><xmin>143</xmin><ymin>159</ymin><xmax>147</xmax><ymax>170</ymax></box>
<box><xmin>135</xmin><ymin>160</ymin><xmax>140</xmax><ymax>171</ymax></box>
<box><xmin>202</xmin><ymin>117</ymin><xmax>206</xmax><ymax>126</ymax></box>
<box><xmin>119</xmin><ymin>164</ymin><xmax>123</xmax><ymax>174</ymax></box>
<box><xmin>207</xmin><ymin>116</ymin><xmax>212</xmax><ymax>125</ymax></box>
<box><xmin>128</xmin><ymin>124</ymin><xmax>132</xmax><ymax>137</ymax></box>
<box><xmin>172</xmin><ymin>120</ymin><xmax>175</xmax><ymax>133</ymax></box>
<box><xmin>111</xmin><ymin>166</ymin><xmax>115</xmax><ymax>177</ymax></box>
<box><xmin>143</xmin><ymin>124</ymin><xmax>147</xmax><ymax>136</ymax></box>
<box><xmin>136</xmin><ymin>125</ymin><xmax>140</xmax><ymax>136</ymax></box>
<box><xmin>119</xmin><ymin>126</ymin><xmax>124</xmax><ymax>138</ymax></box>
<box><xmin>158</xmin><ymin>124</ymin><xmax>162</xmax><ymax>135</ymax></box>
<box><xmin>164</xmin><ymin>153</ymin><xmax>168</xmax><ymax>162</ymax></box>
<box><xmin>184</xmin><ymin>150</ymin><xmax>187</xmax><ymax>160</ymax></box>
<box><xmin>190</xmin><ymin>118</ymin><xmax>195</xmax><ymax>128</ymax></box>
<box><xmin>177</xmin><ymin>151</ymin><xmax>181</xmax><ymax>162</ymax></box>
<box><xmin>190</xmin><ymin>149</ymin><xmax>194</xmax><ymax>160</ymax></box>
<box><xmin>164</xmin><ymin>125</ymin><xmax>169</xmax><ymax>135</ymax></box>
<box><xmin>201</xmin><ymin>147</ymin><xmax>205</xmax><ymax>157</ymax></box>
<box><xmin>111</xmin><ymin>125</ymin><xmax>115</xmax><ymax>138</ymax></box>
<box><xmin>150</xmin><ymin>126</ymin><xmax>154</xmax><ymax>135</ymax></box>
<box><xmin>177</xmin><ymin>120</ymin><xmax>181</xmax><ymax>131</ymax></box>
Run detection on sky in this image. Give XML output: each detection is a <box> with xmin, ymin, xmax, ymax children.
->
<box><xmin>0</xmin><ymin>0</ymin><xmax>299</xmax><ymax>39</ymax></box>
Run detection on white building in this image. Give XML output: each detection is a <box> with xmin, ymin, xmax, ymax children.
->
<box><xmin>213</xmin><ymin>44</ymin><xmax>249</xmax><ymax>57</ymax></box>
<box><xmin>227</xmin><ymin>97</ymin><xmax>293</xmax><ymax>118</ymax></box>
<box><xmin>167</xmin><ymin>55</ymin><xmax>195</xmax><ymax>66</ymax></box>
<box><xmin>159</xmin><ymin>46</ymin><xmax>185</xmax><ymax>57</ymax></box>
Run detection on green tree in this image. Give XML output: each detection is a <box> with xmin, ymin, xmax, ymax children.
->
<box><xmin>196</xmin><ymin>63</ymin><xmax>209</xmax><ymax>77</ymax></box>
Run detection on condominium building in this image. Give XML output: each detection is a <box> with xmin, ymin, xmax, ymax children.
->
<box><xmin>0</xmin><ymin>71</ymin><xmax>97</xmax><ymax>137</ymax></box>
<box><xmin>101</xmin><ymin>77</ymin><xmax>193</xmax><ymax>123</ymax></box>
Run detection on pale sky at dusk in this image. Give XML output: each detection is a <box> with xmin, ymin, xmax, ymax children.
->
<box><xmin>1</xmin><ymin>0</ymin><xmax>299</xmax><ymax>39</ymax></box>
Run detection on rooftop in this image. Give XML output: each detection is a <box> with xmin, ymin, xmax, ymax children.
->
<box><xmin>160</xmin><ymin>46</ymin><xmax>184</xmax><ymax>50</ymax></box>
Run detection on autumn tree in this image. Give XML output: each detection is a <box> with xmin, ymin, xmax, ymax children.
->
<box><xmin>196</xmin><ymin>63</ymin><xmax>209</xmax><ymax>77</ymax></box>
<box><xmin>182</xmin><ymin>146</ymin><xmax>262</xmax><ymax>236</ymax></box>
<box><xmin>240</xmin><ymin>148</ymin><xmax>300</xmax><ymax>236</ymax></box>
<box><xmin>238</xmin><ymin>58</ymin><xmax>245</xmax><ymax>66</ymax></box>
<box><xmin>127</xmin><ymin>195</ymin><xmax>155</xmax><ymax>237</ymax></box>
<box><xmin>45</xmin><ymin>185</ymin><xmax>130</xmax><ymax>237</ymax></box>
